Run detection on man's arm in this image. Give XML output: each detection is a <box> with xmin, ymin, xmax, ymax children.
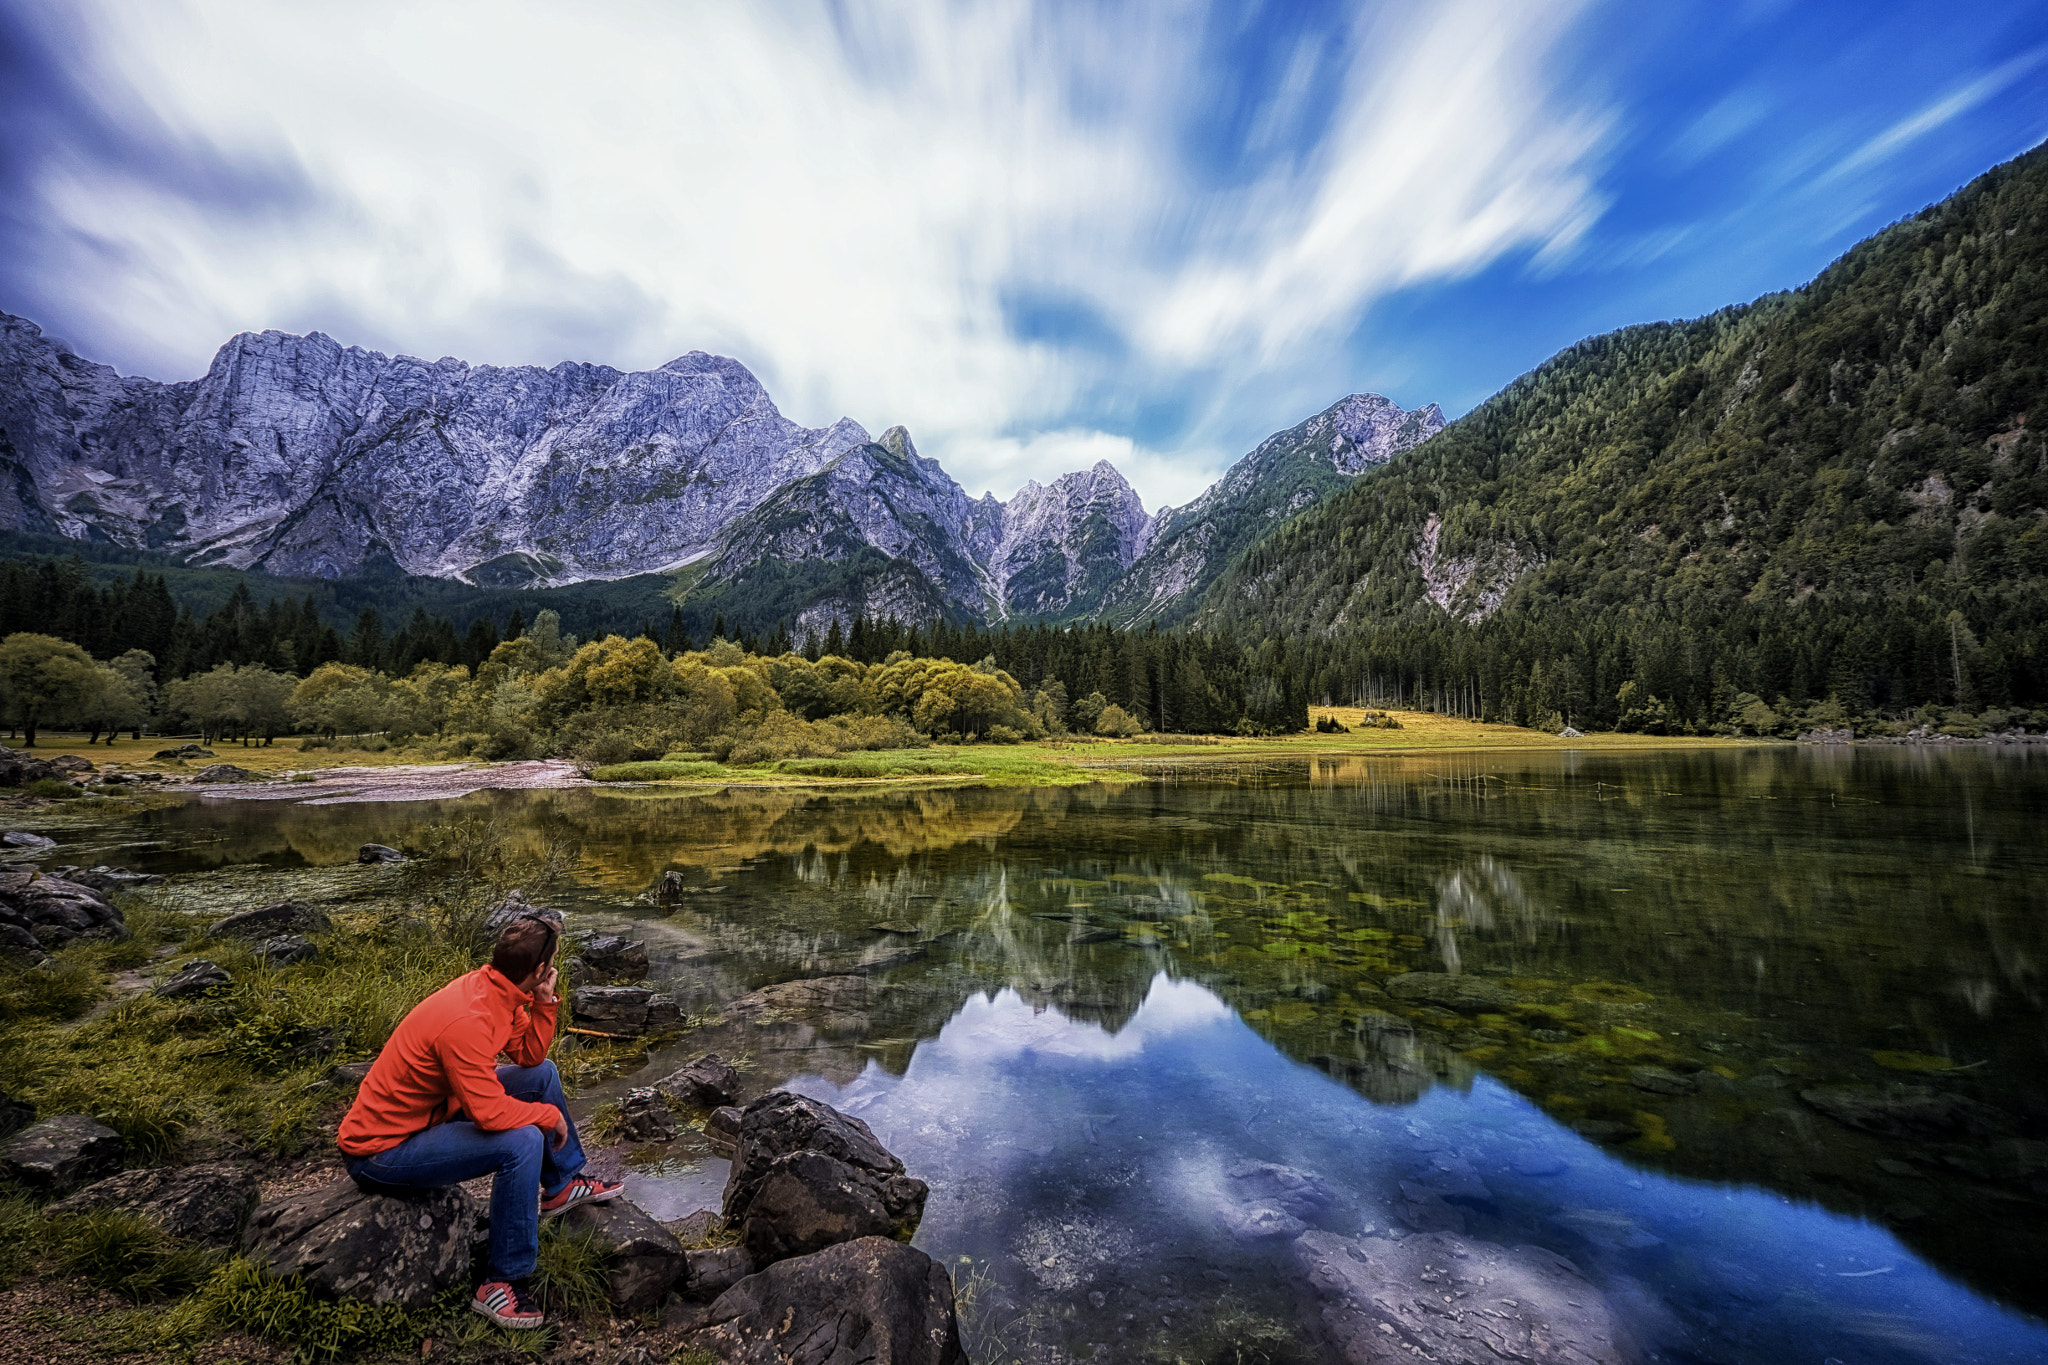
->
<box><xmin>505</xmin><ymin>965</ymin><xmax>559</xmax><ymax>1067</ymax></box>
<box><xmin>440</xmin><ymin>1021</ymin><xmax>561</xmax><ymax>1134</ymax></box>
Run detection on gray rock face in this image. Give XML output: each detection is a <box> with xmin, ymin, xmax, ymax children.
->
<box><xmin>984</xmin><ymin>460</ymin><xmax>1152</xmax><ymax>619</ymax></box>
<box><xmin>690</xmin><ymin>1236</ymin><xmax>966</xmax><ymax>1365</ymax></box>
<box><xmin>1097</xmin><ymin>392</ymin><xmax>1444</xmax><ymax>628</ymax></box>
<box><xmin>0</xmin><ymin>311</ymin><xmax>871</xmax><ymax>583</ymax></box>
<box><xmin>0</xmin><ymin>1114</ymin><xmax>126</xmax><ymax>1191</ymax></box>
<box><xmin>557</xmin><ymin>1199</ymin><xmax>686</xmax><ymax>1313</ymax></box>
<box><xmin>0</xmin><ymin>867</ymin><xmax>129</xmax><ymax>952</ymax></box>
<box><xmin>46</xmin><ymin>1161</ymin><xmax>259</xmax><ymax>1245</ymax></box>
<box><xmin>207</xmin><ymin>898</ymin><xmax>332</xmax><ymax>939</ymax></box>
<box><xmin>242</xmin><ymin>1180</ymin><xmax>475</xmax><ymax>1308</ymax></box>
<box><xmin>1294</xmin><ymin>1229</ymin><xmax>1623</xmax><ymax>1365</ymax></box>
<box><xmin>570</xmin><ymin>985</ymin><xmax>680</xmax><ymax>1035</ymax></box>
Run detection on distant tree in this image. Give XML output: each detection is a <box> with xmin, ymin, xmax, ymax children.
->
<box><xmin>0</xmin><ymin>633</ymin><xmax>98</xmax><ymax>746</ymax></box>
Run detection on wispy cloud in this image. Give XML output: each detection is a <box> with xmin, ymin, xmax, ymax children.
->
<box><xmin>1825</xmin><ymin>46</ymin><xmax>2048</xmax><ymax>183</ymax></box>
<box><xmin>2</xmin><ymin>0</ymin><xmax>1612</xmax><ymax>505</ymax></box>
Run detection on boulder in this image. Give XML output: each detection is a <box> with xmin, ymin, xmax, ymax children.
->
<box><xmin>327</xmin><ymin>1060</ymin><xmax>376</xmax><ymax>1087</ymax></box>
<box><xmin>64</xmin><ymin>865</ymin><xmax>166</xmax><ymax>892</ymax></box>
<box><xmin>0</xmin><ymin>870</ymin><xmax>128</xmax><ymax>950</ymax></box>
<box><xmin>1801</xmin><ymin>1084</ymin><xmax>2013</xmax><ymax>1140</ymax></box>
<box><xmin>194</xmin><ymin>764</ymin><xmax>260</xmax><ymax>783</ymax></box>
<box><xmin>1294</xmin><ymin>1229</ymin><xmax>1624</xmax><ymax>1365</ymax></box>
<box><xmin>46</xmin><ymin>1161</ymin><xmax>259</xmax><ymax>1245</ymax></box>
<box><xmin>207</xmin><ymin>899</ymin><xmax>333</xmax><ymax>940</ymax></box>
<box><xmin>619</xmin><ymin>1088</ymin><xmax>678</xmax><ymax>1143</ymax></box>
<box><xmin>0</xmin><ymin>921</ymin><xmax>47</xmax><ymax>964</ymax></box>
<box><xmin>576</xmin><ymin>933</ymin><xmax>650</xmax><ymax>982</ymax></box>
<box><xmin>654</xmin><ymin>870</ymin><xmax>691</xmax><ymax>902</ymax></box>
<box><xmin>688</xmin><ymin>1237</ymin><xmax>965</xmax><ymax>1365</ymax></box>
<box><xmin>242</xmin><ymin>1180</ymin><xmax>475</xmax><ymax>1309</ymax></box>
<box><xmin>153</xmin><ymin>744</ymin><xmax>215</xmax><ymax>759</ymax></box>
<box><xmin>657</xmin><ymin>1053</ymin><xmax>738</xmax><ymax>1109</ymax></box>
<box><xmin>157</xmin><ymin>959</ymin><xmax>232</xmax><ymax>998</ymax></box>
<box><xmin>2</xmin><ymin>830</ymin><xmax>57</xmax><ymax>851</ymax></box>
<box><xmin>0</xmin><ymin>1086</ymin><xmax>34</xmax><ymax>1138</ymax></box>
<box><xmin>356</xmin><ymin>843</ymin><xmax>406</xmax><ymax>864</ymax></box>
<box><xmin>0</xmin><ymin>1114</ymin><xmax>126</xmax><ymax>1192</ymax></box>
<box><xmin>1383</xmin><ymin>973</ymin><xmax>1518</xmax><ymax>1014</ymax></box>
<box><xmin>255</xmin><ymin>933</ymin><xmax>320</xmax><ymax>967</ymax></box>
<box><xmin>0</xmin><ymin>754</ymin><xmax>63</xmax><ymax>787</ymax></box>
<box><xmin>681</xmin><ymin>1245</ymin><xmax>754</xmax><ymax>1302</ymax></box>
<box><xmin>705</xmin><ymin>1106</ymin><xmax>742</xmax><ymax>1152</ymax></box>
<box><xmin>558</xmin><ymin>1198</ymin><xmax>686</xmax><ymax>1314</ymax></box>
<box><xmin>722</xmin><ymin>1092</ymin><xmax>926</xmax><ymax>1268</ymax></box>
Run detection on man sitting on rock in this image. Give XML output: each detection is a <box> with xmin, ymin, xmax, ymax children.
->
<box><xmin>338</xmin><ymin>913</ymin><xmax>620</xmax><ymax>1329</ymax></box>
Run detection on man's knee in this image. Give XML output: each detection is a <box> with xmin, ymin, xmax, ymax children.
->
<box><xmin>504</xmin><ymin>1124</ymin><xmax>544</xmax><ymax>1168</ymax></box>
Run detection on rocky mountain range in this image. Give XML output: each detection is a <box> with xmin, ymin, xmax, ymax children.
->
<box><xmin>0</xmin><ymin>309</ymin><xmax>1441</xmax><ymax>630</ymax></box>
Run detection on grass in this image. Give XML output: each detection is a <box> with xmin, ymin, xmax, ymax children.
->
<box><xmin>2</xmin><ymin>731</ymin><xmax>472</xmax><ymax>776</ymax></box>
<box><xmin>0</xmin><ymin>1197</ymin><xmax>223</xmax><ymax>1302</ymax></box>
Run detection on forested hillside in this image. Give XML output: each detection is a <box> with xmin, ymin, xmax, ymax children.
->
<box><xmin>1203</xmin><ymin>143</ymin><xmax>2048</xmax><ymax>734</ymax></box>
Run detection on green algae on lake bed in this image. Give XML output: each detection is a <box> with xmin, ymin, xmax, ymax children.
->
<box><xmin>19</xmin><ymin>744</ymin><xmax>2048</xmax><ymax>1363</ymax></box>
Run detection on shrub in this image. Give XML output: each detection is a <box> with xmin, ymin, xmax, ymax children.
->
<box><xmin>27</xmin><ymin>777</ymin><xmax>81</xmax><ymax>800</ymax></box>
<box><xmin>1094</xmin><ymin>704</ymin><xmax>1140</xmax><ymax>738</ymax></box>
<box><xmin>984</xmin><ymin>725</ymin><xmax>1024</xmax><ymax>744</ymax></box>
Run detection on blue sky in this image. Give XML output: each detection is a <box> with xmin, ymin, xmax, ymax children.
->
<box><xmin>2</xmin><ymin>1</ymin><xmax>2044</xmax><ymax>509</ymax></box>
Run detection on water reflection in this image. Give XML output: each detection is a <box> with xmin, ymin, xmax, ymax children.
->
<box><xmin>75</xmin><ymin>746</ymin><xmax>2048</xmax><ymax>1356</ymax></box>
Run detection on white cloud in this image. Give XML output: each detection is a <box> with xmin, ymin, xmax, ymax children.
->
<box><xmin>1825</xmin><ymin>46</ymin><xmax>2048</xmax><ymax>184</ymax></box>
<box><xmin>14</xmin><ymin>0</ymin><xmax>1612</xmax><ymax>507</ymax></box>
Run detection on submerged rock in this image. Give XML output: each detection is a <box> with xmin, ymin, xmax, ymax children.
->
<box><xmin>721</xmin><ymin>975</ymin><xmax>874</xmax><ymax>1034</ymax></box>
<box><xmin>658</xmin><ymin>1053</ymin><xmax>739</xmax><ymax>1109</ymax></box>
<box><xmin>688</xmin><ymin>1236</ymin><xmax>966</xmax><ymax>1365</ymax></box>
<box><xmin>356</xmin><ymin>843</ymin><xmax>406</xmax><ymax>864</ymax></box>
<box><xmin>0</xmin><ymin>1114</ymin><xmax>126</xmax><ymax>1191</ymax></box>
<box><xmin>482</xmin><ymin>889</ymin><xmax>562</xmax><ymax>935</ymax></box>
<box><xmin>46</xmin><ymin>1162</ymin><xmax>259</xmax><ymax>1245</ymax></box>
<box><xmin>1294</xmin><ymin>1228</ymin><xmax>1624</xmax><ymax>1365</ymax></box>
<box><xmin>1383</xmin><ymin>973</ymin><xmax>1518</xmax><ymax>1014</ymax></box>
<box><xmin>243</xmin><ymin>1180</ymin><xmax>474</xmax><ymax>1308</ymax></box>
<box><xmin>1629</xmin><ymin>1066</ymin><xmax>1698</xmax><ymax>1095</ymax></box>
<box><xmin>575</xmin><ymin>933</ymin><xmax>650</xmax><ymax>982</ymax></box>
<box><xmin>1801</xmin><ymin>1084</ymin><xmax>2011</xmax><ymax>1139</ymax></box>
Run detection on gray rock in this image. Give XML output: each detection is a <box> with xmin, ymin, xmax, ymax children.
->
<box><xmin>1294</xmin><ymin>1228</ymin><xmax>1623</xmax><ymax>1365</ymax></box>
<box><xmin>194</xmin><ymin>764</ymin><xmax>260</xmax><ymax>783</ymax></box>
<box><xmin>0</xmin><ymin>1114</ymin><xmax>125</xmax><ymax>1191</ymax></box>
<box><xmin>0</xmin><ymin>869</ymin><xmax>128</xmax><ymax>950</ymax></box>
<box><xmin>2</xmin><ymin>830</ymin><xmax>56</xmax><ymax>851</ymax></box>
<box><xmin>49</xmin><ymin>755</ymin><xmax>94</xmax><ymax>773</ymax></box>
<box><xmin>573</xmin><ymin>985</ymin><xmax>655</xmax><ymax>1032</ymax></box>
<box><xmin>733</xmin><ymin>1149</ymin><xmax>930</xmax><ymax>1267</ymax></box>
<box><xmin>689</xmin><ymin>1237</ymin><xmax>965</xmax><ymax>1365</ymax></box>
<box><xmin>1217</xmin><ymin>1203</ymin><xmax>1307</xmax><ymax>1241</ymax></box>
<box><xmin>255</xmin><ymin>933</ymin><xmax>319</xmax><ymax>967</ymax></box>
<box><xmin>64</xmin><ymin>865</ymin><xmax>165</xmax><ymax>891</ymax></box>
<box><xmin>242</xmin><ymin>1180</ymin><xmax>475</xmax><ymax>1309</ymax></box>
<box><xmin>1629</xmin><ymin>1066</ymin><xmax>1698</xmax><ymax>1096</ymax></box>
<box><xmin>645</xmin><ymin>995</ymin><xmax>682</xmax><ymax>1031</ymax></box>
<box><xmin>327</xmin><ymin>1060</ymin><xmax>376</xmax><ymax>1087</ymax></box>
<box><xmin>1801</xmin><ymin>1084</ymin><xmax>2012</xmax><ymax>1140</ymax></box>
<box><xmin>156</xmin><ymin>959</ymin><xmax>232</xmax><ymax>998</ymax></box>
<box><xmin>657</xmin><ymin>1053</ymin><xmax>738</xmax><ymax>1109</ymax></box>
<box><xmin>356</xmin><ymin>843</ymin><xmax>406</xmax><ymax>864</ymax></box>
<box><xmin>1383</xmin><ymin>972</ymin><xmax>1518</xmax><ymax>1014</ymax></box>
<box><xmin>1227</xmin><ymin>1159</ymin><xmax>1336</xmax><ymax>1220</ymax></box>
<box><xmin>720</xmin><ymin>975</ymin><xmax>874</xmax><ymax>1035</ymax></box>
<box><xmin>558</xmin><ymin>1199</ymin><xmax>686</xmax><ymax>1314</ymax></box>
<box><xmin>45</xmin><ymin>1161</ymin><xmax>258</xmax><ymax>1245</ymax></box>
<box><xmin>723</xmin><ymin>1091</ymin><xmax>908</xmax><ymax>1224</ymax></box>
<box><xmin>481</xmin><ymin>890</ymin><xmax>562</xmax><ymax>935</ymax></box>
<box><xmin>619</xmin><ymin>1088</ymin><xmax>677</xmax><ymax>1143</ymax></box>
<box><xmin>681</xmin><ymin>1245</ymin><xmax>755</xmax><ymax>1302</ymax></box>
<box><xmin>207</xmin><ymin>898</ymin><xmax>332</xmax><ymax>939</ymax></box>
<box><xmin>153</xmin><ymin>745</ymin><xmax>214</xmax><ymax>759</ymax></box>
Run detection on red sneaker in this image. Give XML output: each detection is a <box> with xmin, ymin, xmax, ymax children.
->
<box><xmin>472</xmin><ymin>1279</ymin><xmax>544</xmax><ymax>1329</ymax></box>
<box><xmin>540</xmin><ymin>1173</ymin><xmax>623</xmax><ymax>1216</ymax></box>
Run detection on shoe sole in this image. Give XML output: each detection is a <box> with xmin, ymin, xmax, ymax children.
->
<box><xmin>540</xmin><ymin>1184</ymin><xmax>623</xmax><ymax>1218</ymax></box>
<box><xmin>469</xmin><ymin>1298</ymin><xmax>544</xmax><ymax>1330</ymax></box>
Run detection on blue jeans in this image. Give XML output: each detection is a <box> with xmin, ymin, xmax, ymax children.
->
<box><xmin>343</xmin><ymin>1060</ymin><xmax>587</xmax><ymax>1282</ymax></box>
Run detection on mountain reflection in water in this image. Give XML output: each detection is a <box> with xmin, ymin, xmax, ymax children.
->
<box><xmin>109</xmin><ymin>745</ymin><xmax>2048</xmax><ymax>1361</ymax></box>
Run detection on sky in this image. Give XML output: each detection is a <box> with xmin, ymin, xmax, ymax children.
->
<box><xmin>2</xmin><ymin>1</ymin><xmax>2045</xmax><ymax>511</ymax></box>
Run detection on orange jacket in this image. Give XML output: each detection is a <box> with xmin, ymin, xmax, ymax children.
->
<box><xmin>338</xmin><ymin>965</ymin><xmax>559</xmax><ymax>1157</ymax></box>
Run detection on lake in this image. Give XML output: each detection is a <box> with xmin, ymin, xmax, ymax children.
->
<box><xmin>74</xmin><ymin>745</ymin><xmax>2048</xmax><ymax>1363</ymax></box>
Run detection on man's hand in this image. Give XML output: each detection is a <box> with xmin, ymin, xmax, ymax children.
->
<box><xmin>547</xmin><ymin>1108</ymin><xmax>569</xmax><ymax>1151</ymax></box>
<box><xmin>532</xmin><ymin>964</ymin><xmax>558</xmax><ymax>1005</ymax></box>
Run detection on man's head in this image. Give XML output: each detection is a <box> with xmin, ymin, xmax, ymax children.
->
<box><xmin>491</xmin><ymin>914</ymin><xmax>560</xmax><ymax>990</ymax></box>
